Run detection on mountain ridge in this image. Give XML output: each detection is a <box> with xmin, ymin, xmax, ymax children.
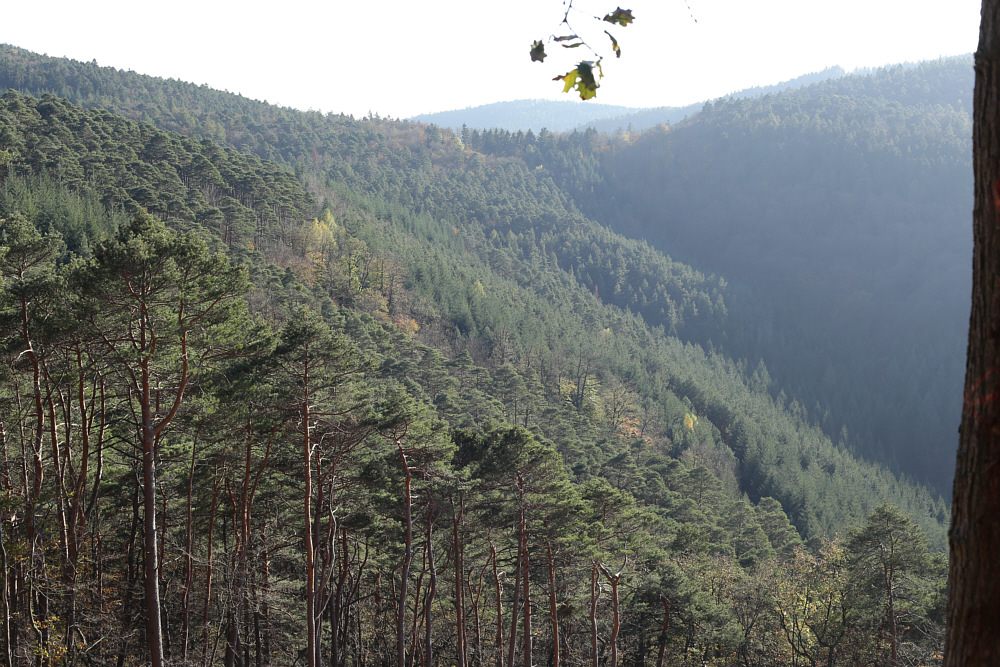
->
<box><xmin>410</xmin><ymin>65</ymin><xmax>849</xmax><ymax>133</ymax></box>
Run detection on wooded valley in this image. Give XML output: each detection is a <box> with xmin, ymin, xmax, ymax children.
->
<box><xmin>0</xmin><ymin>45</ymin><xmax>958</xmax><ymax>665</ymax></box>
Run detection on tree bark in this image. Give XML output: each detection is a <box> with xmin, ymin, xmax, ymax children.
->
<box><xmin>598</xmin><ymin>563</ymin><xmax>622</xmax><ymax>667</ymax></box>
<box><xmin>521</xmin><ymin>532</ymin><xmax>531</xmax><ymax>667</ymax></box>
<box><xmin>546</xmin><ymin>542</ymin><xmax>560</xmax><ymax>667</ymax></box>
<box><xmin>396</xmin><ymin>439</ymin><xmax>413</xmax><ymax>667</ymax></box>
<box><xmin>590</xmin><ymin>563</ymin><xmax>599</xmax><ymax>667</ymax></box>
<box><xmin>506</xmin><ymin>495</ymin><xmax>525</xmax><ymax>667</ymax></box>
<box><xmin>947</xmin><ymin>2</ymin><xmax>1000</xmax><ymax>663</ymax></box>
<box><xmin>140</xmin><ymin>359</ymin><xmax>165</xmax><ymax>667</ymax></box>
<box><xmin>656</xmin><ymin>594</ymin><xmax>669</xmax><ymax>667</ymax></box>
<box><xmin>424</xmin><ymin>505</ymin><xmax>437</xmax><ymax>667</ymax></box>
<box><xmin>491</xmin><ymin>540</ymin><xmax>505</xmax><ymax>667</ymax></box>
<box><xmin>452</xmin><ymin>497</ymin><xmax>468</xmax><ymax>667</ymax></box>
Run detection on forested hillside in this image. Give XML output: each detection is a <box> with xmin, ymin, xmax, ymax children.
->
<box><xmin>414</xmin><ymin>66</ymin><xmax>848</xmax><ymax>135</ymax></box>
<box><xmin>411</xmin><ymin>99</ymin><xmax>643</xmax><ymax>133</ymax></box>
<box><xmin>463</xmin><ymin>57</ymin><xmax>973</xmax><ymax>495</ymax></box>
<box><xmin>0</xmin><ymin>45</ymin><xmax>951</xmax><ymax>665</ymax></box>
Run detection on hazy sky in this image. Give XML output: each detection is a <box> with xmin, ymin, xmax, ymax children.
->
<box><xmin>0</xmin><ymin>0</ymin><xmax>981</xmax><ymax>118</ymax></box>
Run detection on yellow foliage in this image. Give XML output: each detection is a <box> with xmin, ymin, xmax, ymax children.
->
<box><xmin>684</xmin><ymin>413</ymin><xmax>699</xmax><ymax>431</ymax></box>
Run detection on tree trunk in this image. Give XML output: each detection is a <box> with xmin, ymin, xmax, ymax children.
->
<box><xmin>331</xmin><ymin>527</ymin><xmax>348</xmax><ymax>667</ymax></box>
<box><xmin>453</xmin><ymin>498</ymin><xmax>468</xmax><ymax>667</ymax></box>
<box><xmin>303</xmin><ymin>381</ymin><xmax>319</xmax><ymax>667</ymax></box>
<box><xmin>181</xmin><ymin>436</ymin><xmax>198</xmax><ymax>663</ymax></box>
<box><xmin>491</xmin><ymin>540</ymin><xmax>505</xmax><ymax>667</ymax></box>
<box><xmin>140</xmin><ymin>361</ymin><xmax>165</xmax><ymax>667</ymax></box>
<box><xmin>947</xmin><ymin>2</ymin><xmax>1000</xmax><ymax>663</ymax></box>
<box><xmin>590</xmin><ymin>563</ymin><xmax>599</xmax><ymax>667</ymax></box>
<box><xmin>521</xmin><ymin>532</ymin><xmax>531</xmax><ymax>667</ymax></box>
<box><xmin>598</xmin><ymin>564</ymin><xmax>622</xmax><ymax>667</ymax></box>
<box><xmin>424</xmin><ymin>506</ymin><xmax>437</xmax><ymax>667</ymax></box>
<box><xmin>656</xmin><ymin>594</ymin><xmax>669</xmax><ymax>667</ymax></box>
<box><xmin>397</xmin><ymin>443</ymin><xmax>413</xmax><ymax>667</ymax></box>
<box><xmin>202</xmin><ymin>469</ymin><xmax>220</xmax><ymax>665</ymax></box>
<box><xmin>0</xmin><ymin>518</ymin><xmax>12</xmax><ymax>667</ymax></box>
<box><xmin>506</xmin><ymin>501</ymin><xmax>525</xmax><ymax>667</ymax></box>
<box><xmin>546</xmin><ymin>542</ymin><xmax>560</xmax><ymax>667</ymax></box>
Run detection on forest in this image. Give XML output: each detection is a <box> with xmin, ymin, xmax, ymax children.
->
<box><xmin>460</xmin><ymin>57</ymin><xmax>973</xmax><ymax>495</ymax></box>
<box><xmin>0</xmin><ymin>45</ymin><xmax>955</xmax><ymax>665</ymax></box>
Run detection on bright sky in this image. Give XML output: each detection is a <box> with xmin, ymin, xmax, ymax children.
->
<box><xmin>0</xmin><ymin>0</ymin><xmax>981</xmax><ymax>119</ymax></box>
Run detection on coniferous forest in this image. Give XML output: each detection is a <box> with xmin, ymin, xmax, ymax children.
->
<box><xmin>0</xmin><ymin>45</ymin><xmax>960</xmax><ymax>665</ymax></box>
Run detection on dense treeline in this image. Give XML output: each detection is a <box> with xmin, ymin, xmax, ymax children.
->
<box><xmin>0</xmin><ymin>46</ymin><xmax>952</xmax><ymax>664</ymax></box>
<box><xmin>600</xmin><ymin>60</ymin><xmax>972</xmax><ymax>494</ymax></box>
<box><xmin>0</xmin><ymin>44</ymin><xmax>951</xmax><ymax>546</ymax></box>
<box><xmin>1</xmin><ymin>210</ymin><xmax>947</xmax><ymax>666</ymax></box>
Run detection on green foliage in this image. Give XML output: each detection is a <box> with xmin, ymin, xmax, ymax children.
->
<box><xmin>554</xmin><ymin>61</ymin><xmax>602</xmax><ymax>100</ymax></box>
<box><xmin>0</xmin><ymin>46</ymin><xmax>952</xmax><ymax>665</ymax></box>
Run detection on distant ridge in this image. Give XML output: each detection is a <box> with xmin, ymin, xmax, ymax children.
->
<box><xmin>411</xmin><ymin>66</ymin><xmax>847</xmax><ymax>134</ymax></box>
<box><xmin>580</xmin><ymin>66</ymin><xmax>848</xmax><ymax>133</ymax></box>
<box><xmin>410</xmin><ymin>99</ymin><xmax>642</xmax><ymax>133</ymax></box>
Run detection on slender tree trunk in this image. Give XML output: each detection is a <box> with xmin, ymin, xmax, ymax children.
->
<box><xmin>410</xmin><ymin>548</ymin><xmax>426</xmax><ymax>664</ymax></box>
<box><xmin>546</xmin><ymin>542</ymin><xmax>560</xmax><ymax>667</ymax></box>
<box><xmin>469</xmin><ymin>564</ymin><xmax>485</xmax><ymax>667</ymax></box>
<box><xmin>261</xmin><ymin>528</ymin><xmax>272</xmax><ymax>663</ymax></box>
<box><xmin>331</xmin><ymin>527</ymin><xmax>348</xmax><ymax>667</ymax></box>
<box><xmin>947</xmin><ymin>3</ymin><xmax>1000</xmax><ymax>663</ymax></box>
<box><xmin>656</xmin><ymin>594</ymin><xmax>670</xmax><ymax>667</ymax></box>
<box><xmin>302</xmin><ymin>367</ymin><xmax>322</xmax><ymax>667</ymax></box>
<box><xmin>506</xmin><ymin>504</ymin><xmax>524</xmax><ymax>667</ymax></box>
<box><xmin>397</xmin><ymin>442</ymin><xmax>414</xmax><ymax>667</ymax></box>
<box><xmin>424</xmin><ymin>507</ymin><xmax>437</xmax><ymax>667</ymax></box>
<box><xmin>118</xmin><ymin>472</ymin><xmax>141</xmax><ymax>667</ymax></box>
<box><xmin>0</xmin><ymin>518</ymin><xmax>12</xmax><ymax>667</ymax></box>
<box><xmin>491</xmin><ymin>540</ymin><xmax>505</xmax><ymax>667</ymax></box>
<box><xmin>202</xmin><ymin>468</ymin><xmax>220</xmax><ymax>665</ymax></box>
<box><xmin>182</xmin><ymin>437</ymin><xmax>198</xmax><ymax>663</ymax></box>
<box><xmin>886</xmin><ymin>562</ymin><xmax>897</xmax><ymax>667</ymax></box>
<box><xmin>590</xmin><ymin>563</ymin><xmax>599</xmax><ymax>667</ymax></box>
<box><xmin>140</xmin><ymin>360</ymin><xmax>165</xmax><ymax>667</ymax></box>
<box><xmin>521</xmin><ymin>533</ymin><xmax>531</xmax><ymax>667</ymax></box>
<box><xmin>453</xmin><ymin>497</ymin><xmax>467</xmax><ymax>667</ymax></box>
<box><xmin>597</xmin><ymin>564</ymin><xmax>622</xmax><ymax>667</ymax></box>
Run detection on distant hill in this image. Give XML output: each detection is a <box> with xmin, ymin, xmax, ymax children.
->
<box><xmin>411</xmin><ymin>66</ymin><xmax>848</xmax><ymax>134</ymax></box>
<box><xmin>410</xmin><ymin>98</ymin><xmax>644</xmax><ymax>133</ymax></box>
<box><xmin>579</xmin><ymin>66</ymin><xmax>848</xmax><ymax>133</ymax></box>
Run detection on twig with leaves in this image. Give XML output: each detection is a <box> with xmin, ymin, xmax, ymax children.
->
<box><xmin>530</xmin><ymin>2</ymin><xmax>635</xmax><ymax>100</ymax></box>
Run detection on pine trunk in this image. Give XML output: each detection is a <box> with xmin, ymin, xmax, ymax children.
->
<box><xmin>947</xmin><ymin>1</ymin><xmax>1000</xmax><ymax>662</ymax></box>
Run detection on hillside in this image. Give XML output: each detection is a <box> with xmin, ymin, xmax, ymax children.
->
<box><xmin>410</xmin><ymin>99</ymin><xmax>645</xmax><ymax>133</ymax></box>
<box><xmin>412</xmin><ymin>66</ymin><xmax>848</xmax><ymax>135</ymax></box>
<box><xmin>0</xmin><ymin>45</ymin><xmax>951</xmax><ymax>665</ymax></box>
<box><xmin>593</xmin><ymin>57</ymin><xmax>973</xmax><ymax>494</ymax></box>
<box><xmin>459</xmin><ymin>57</ymin><xmax>973</xmax><ymax>495</ymax></box>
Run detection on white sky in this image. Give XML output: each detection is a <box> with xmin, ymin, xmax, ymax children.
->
<box><xmin>0</xmin><ymin>0</ymin><xmax>981</xmax><ymax>119</ymax></box>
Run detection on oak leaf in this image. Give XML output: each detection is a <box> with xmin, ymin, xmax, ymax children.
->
<box><xmin>553</xmin><ymin>61</ymin><xmax>602</xmax><ymax>100</ymax></box>
<box><xmin>530</xmin><ymin>40</ymin><xmax>547</xmax><ymax>62</ymax></box>
<box><xmin>603</xmin><ymin>7</ymin><xmax>634</xmax><ymax>27</ymax></box>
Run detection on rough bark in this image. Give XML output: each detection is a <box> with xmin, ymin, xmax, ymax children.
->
<box><xmin>947</xmin><ymin>2</ymin><xmax>1000</xmax><ymax>663</ymax></box>
<box><xmin>140</xmin><ymin>358</ymin><xmax>165</xmax><ymax>667</ymax></box>
<box><xmin>656</xmin><ymin>594</ymin><xmax>669</xmax><ymax>667</ymax></box>
<box><xmin>396</xmin><ymin>438</ymin><xmax>413</xmax><ymax>667</ymax></box>
<box><xmin>452</xmin><ymin>498</ymin><xmax>468</xmax><ymax>667</ymax></box>
<box><xmin>546</xmin><ymin>542</ymin><xmax>560</xmax><ymax>667</ymax></box>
